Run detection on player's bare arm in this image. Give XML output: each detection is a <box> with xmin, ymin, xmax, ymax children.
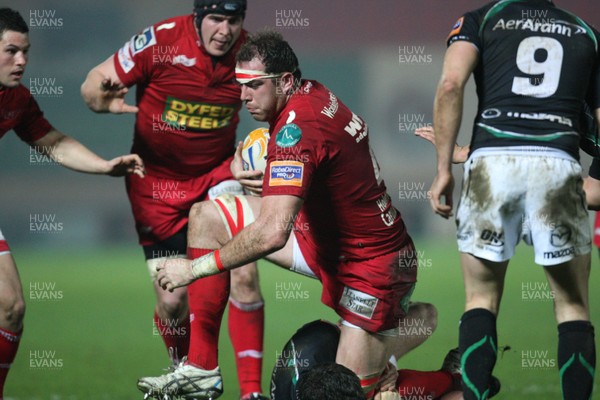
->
<box><xmin>80</xmin><ymin>56</ymin><xmax>138</xmax><ymax>114</ymax></box>
<box><xmin>584</xmin><ymin>175</ymin><xmax>600</xmax><ymax>210</ymax></box>
<box><xmin>414</xmin><ymin>126</ymin><xmax>470</xmax><ymax>164</ymax></box>
<box><xmin>157</xmin><ymin>194</ymin><xmax>301</xmax><ymax>291</ymax></box>
<box><xmin>231</xmin><ymin>141</ymin><xmax>263</xmax><ymax>194</ymax></box>
<box><xmin>430</xmin><ymin>41</ymin><xmax>478</xmax><ymax>219</ymax></box>
<box><xmin>31</xmin><ymin>129</ymin><xmax>145</xmax><ymax>177</ymax></box>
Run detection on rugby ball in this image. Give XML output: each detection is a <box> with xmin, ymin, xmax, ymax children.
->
<box><xmin>241</xmin><ymin>127</ymin><xmax>270</xmax><ymax>173</ymax></box>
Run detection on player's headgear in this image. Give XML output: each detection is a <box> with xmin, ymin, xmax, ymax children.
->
<box><xmin>194</xmin><ymin>0</ymin><xmax>247</xmax><ymax>24</ymax></box>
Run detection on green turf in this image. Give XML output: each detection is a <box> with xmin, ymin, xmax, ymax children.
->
<box><xmin>5</xmin><ymin>239</ymin><xmax>600</xmax><ymax>399</ymax></box>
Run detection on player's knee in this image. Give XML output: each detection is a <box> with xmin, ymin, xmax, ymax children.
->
<box><xmin>0</xmin><ymin>291</ymin><xmax>25</xmax><ymax>330</ymax></box>
<box><xmin>189</xmin><ymin>201</ymin><xmax>219</xmax><ymax>228</ymax></box>
<box><xmin>230</xmin><ymin>265</ymin><xmax>261</xmax><ymax>301</ymax></box>
<box><xmin>189</xmin><ymin>201</ymin><xmax>224</xmax><ymax>240</ymax></box>
<box><xmin>407</xmin><ymin>301</ymin><xmax>438</xmax><ymax>334</ymax></box>
<box><xmin>419</xmin><ymin>302</ymin><xmax>438</xmax><ymax>333</ymax></box>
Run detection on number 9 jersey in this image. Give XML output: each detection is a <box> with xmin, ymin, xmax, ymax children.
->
<box><xmin>447</xmin><ymin>0</ymin><xmax>600</xmax><ymax>159</ymax></box>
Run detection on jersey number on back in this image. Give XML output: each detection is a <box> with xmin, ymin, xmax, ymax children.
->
<box><xmin>511</xmin><ymin>36</ymin><xmax>563</xmax><ymax>98</ymax></box>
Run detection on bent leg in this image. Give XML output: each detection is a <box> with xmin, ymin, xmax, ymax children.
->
<box><xmin>187</xmin><ymin>196</ymin><xmax>269</xmax><ymax>397</ymax></box>
<box><xmin>392</xmin><ymin>303</ymin><xmax>458</xmax><ymax>399</ymax></box>
<box><xmin>393</xmin><ymin>302</ymin><xmax>438</xmax><ymax>360</ymax></box>
<box><xmin>184</xmin><ymin>201</ymin><xmax>233</xmax><ymax>371</ymax></box>
<box><xmin>336</xmin><ymin>324</ymin><xmax>393</xmax><ymax>398</ymax></box>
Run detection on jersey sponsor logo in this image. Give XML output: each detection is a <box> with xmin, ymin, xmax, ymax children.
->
<box><xmin>492</xmin><ymin>18</ymin><xmax>585</xmax><ymax>37</ymax></box>
<box><xmin>131</xmin><ymin>26</ymin><xmax>157</xmax><ymax>54</ymax></box>
<box><xmin>156</xmin><ymin>22</ymin><xmax>176</xmax><ymax>31</ymax></box>
<box><xmin>118</xmin><ymin>44</ymin><xmax>135</xmax><ymax>73</ymax></box>
<box><xmin>162</xmin><ymin>97</ymin><xmax>235</xmax><ymax>130</ymax></box>
<box><xmin>480</xmin><ymin>229</ymin><xmax>504</xmax><ymax>247</ymax></box>
<box><xmin>269</xmin><ymin>161</ymin><xmax>304</xmax><ymax>187</ymax></box>
<box><xmin>482</xmin><ymin>108</ymin><xmax>574</xmax><ymax>127</ymax></box>
<box><xmin>375</xmin><ymin>193</ymin><xmax>398</xmax><ymax>227</ymax></box>
<box><xmin>550</xmin><ymin>225</ymin><xmax>571</xmax><ymax>247</ymax></box>
<box><xmin>506</xmin><ymin>111</ymin><xmax>573</xmax><ymax>127</ymax></box>
<box><xmin>543</xmin><ymin>246</ymin><xmax>575</xmax><ymax>259</ymax></box>
<box><xmin>344</xmin><ymin>112</ymin><xmax>368</xmax><ymax>143</ymax></box>
<box><xmin>172</xmin><ymin>55</ymin><xmax>196</xmax><ymax>67</ymax></box>
<box><xmin>276</xmin><ymin>123</ymin><xmax>302</xmax><ymax>148</ymax></box>
<box><xmin>0</xmin><ymin>109</ymin><xmax>20</xmax><ymax>120</ymax></box>
<box><xmin>339</xmin><ymin>286</ymin><xmax>378</xmax><ymax>320</ymax></box>
<box><xmin>448</xmin><ymin>16</ymin><xmax>464</xmax><ymax>39</ymax></box>
<box><xmin>321</xmin><ymin>91</ymin><xmax>338</xmax><ymax>119</ymax></box>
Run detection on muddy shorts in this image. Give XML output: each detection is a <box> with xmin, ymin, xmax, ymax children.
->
<box><xmin>456</xmin><ymin>146</ymin><xmax>591</xmax><ymax>265</ymax></box>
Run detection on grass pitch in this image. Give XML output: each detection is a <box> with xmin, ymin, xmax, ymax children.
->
<box><xmin>6</xmin><ymin>239</ymin><xmax>600</xmax><ymax>399</ymax></box>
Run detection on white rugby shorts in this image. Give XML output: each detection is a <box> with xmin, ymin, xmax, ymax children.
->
<box><xmin>456</xmin><ymin>147</ymin><xmax>591</xmax><ymax>265</ymax></box>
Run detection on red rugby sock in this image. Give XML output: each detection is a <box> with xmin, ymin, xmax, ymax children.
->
<box><xmin>228</xmin><ymin>297</ymin><xmax>264</xmax><ymax>397</ymax></box>
<box><xmin>0</xmin><ymin>327</ymin><xmax>22</xmax><ymax>398</ymax></box>
<box><xmin>397</xmin><ymin>369</ymin><xmax>455</xmax><ymax>399</ymax></box>
<box><xmin>186</xmin><ymin>247</ymin><xmax>230</xmax><ymax>369</ymax></box>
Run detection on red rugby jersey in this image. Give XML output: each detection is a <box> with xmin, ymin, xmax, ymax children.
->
<box><xmin>0</xmin><ymin>84</ymin><xmax>53</xmax><ymax>142</ymax></box>
<box><xmin>262</xmin><ymin>80</ymin><xmax>409</xmax><ymax>261</ymax></box>
<box><xmin>114</xmin><ymin>15</ymin><xmax>246</xmax><ymax>179</ymax></box>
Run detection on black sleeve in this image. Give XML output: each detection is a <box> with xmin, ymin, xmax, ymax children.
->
<box><xmin>590</xmin><ymin>157</ymin><xmax>600</xmax><ymax>180</ymax></box>
<box><xmin>447</xmin><ymin>11</ymin><xmax>483</xmax><ymax>49</ymax></box>
<box><xmin>580</xmin><ymin>29</ymin><xmax>600</xmax><ymax>157</ymax></box>
<box><xmin>587</xmin><ymin>29</ymin><xmax>600</xmax><ymax>110</ymax></box>
<box><xmin>579</xmin><ymin>101</ymin><xmax>600</xmax><ymax>157</ymax></box>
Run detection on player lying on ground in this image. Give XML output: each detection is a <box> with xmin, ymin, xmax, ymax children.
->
<box><xmin>0</xmin><ymin>8</ymin><xmax>145</xmax><ymax>398</ymax></box>
<box><xmin>270</xmin><ymin>318</ymin><xmax>501</xmax><ymax>400</ymax></box>
<box><xmin>138</xmin><ymin>29</ymin><xmax>421</xmax><ymax>399</ymax></box>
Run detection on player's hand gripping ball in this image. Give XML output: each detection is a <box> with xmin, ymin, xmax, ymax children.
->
<box><xmin>241</xmin><ymin>127</ymin><xmax>270</xmax><ymax>173</ymax></box>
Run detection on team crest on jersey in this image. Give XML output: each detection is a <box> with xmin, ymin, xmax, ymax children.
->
<box><xmin>276</xmin><ymin>123</ymin><xmax>302</xmax><ymax>148</ymax></box>
<box><xmin>131</xmin><ymin>26</ymin><xmax>157</xmax><ymax>55</ymax></box>
<box><xmin>448</xmin><ymin>16</ymin><xmax>464</xmax><ymax>38</ymax></box>
<box><xmin>269</xmin><ymin>161</ymin><xmax>303</xmax><ymax>187</ymax></box>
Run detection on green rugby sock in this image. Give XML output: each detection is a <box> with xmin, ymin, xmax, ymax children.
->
<box><xmin>459</xmin><ymin>308</ymin><xmax>497</xmax><ymax>400</ymax></box>
<box><xmin>558</xmin><ymin>320</ymin><xmax>595</xmax><ymax>400</ymax></box>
